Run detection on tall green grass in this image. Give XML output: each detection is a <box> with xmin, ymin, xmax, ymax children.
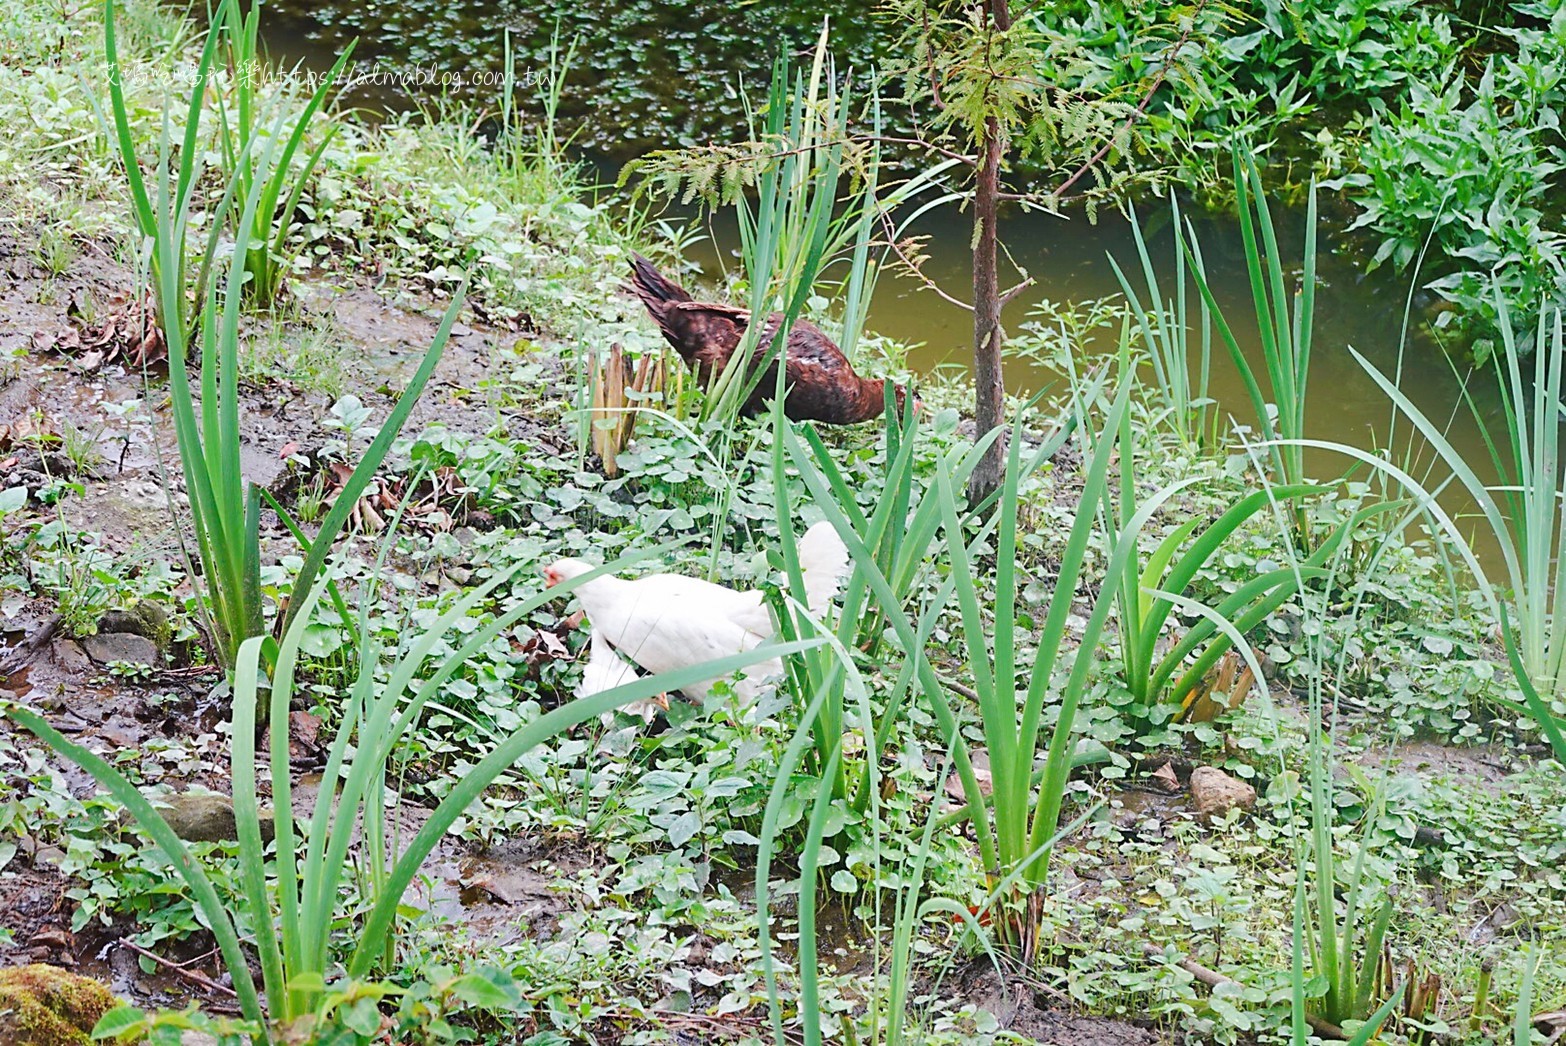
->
<box><xmin>105</xmin><ymin>0</ymin><xmax>459</xmax><ymax>669</ymax></box>
<box><xmin>1281</xmin><ymin>297</ymin><xmax>1566</xmax><ymax>761</ymax></box>
<box><xmin>1223</xmin><ymin>422</ymin><xmax>1423</xmax><ymax>1038</ymax></box>
<box><xmin>216</xmin><ymin>0</ymin><xmax>353</xmax><ymax>306</ymax></box>
<box><xmin>1112</xmin><ymin>191</ymin><xmax>1216</xmax><ymax>453</ymax></box>
<box><xmin>675</xmin><ymin>26</ymin><xmax>842</xmax><ymax>428</ymax></box>
<box><xmin>1083</xmin><ymin>329</ymin><xmax>1365</xmax><ymax>730</ymax></box>
<box><xmin>103</xmin><ymin>0</ymin><xmax>219</xmax><ymax>340</ymax></box>
<box><xmin>1182</xmin><ymin>150</ymin><xmax>1318</xmax><ymax>543</ymax></box>
<box><xmin>921</xmin><ymin>378</ymin><xmax>1157</xmax><ymax>934</ymax></box>
<box><xmin>771</xmin><ymin>394</ymin><xmax>1064</xmax><ymax>807</ymax></box>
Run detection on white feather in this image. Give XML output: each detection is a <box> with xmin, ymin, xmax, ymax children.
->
<box><xmin>547</xmin><ymin>523</ymin><xmax>849</xmax><ymax>712</ymax></box>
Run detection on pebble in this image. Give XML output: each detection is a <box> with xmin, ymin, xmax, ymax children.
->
<box><xmin>1189</xmin><ymin>766</ymin><xmax>1257</xmax><ymax>821</ymax></box>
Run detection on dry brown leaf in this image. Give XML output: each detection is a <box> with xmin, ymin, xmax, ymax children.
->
<box><xmin>1148</xmin><ymin>761</ymin><xmax>1181</xmax><ymax>793</ymax></box>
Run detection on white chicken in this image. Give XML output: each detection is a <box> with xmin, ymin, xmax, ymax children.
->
<box><xmin>544</xmin><ymin>522</ymin><xmax>850</xmax><ymax>720</ymax></box>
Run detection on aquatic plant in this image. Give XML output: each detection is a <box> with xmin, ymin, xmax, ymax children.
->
<box><xmin>1333</xmin><ymin>22</ymin><xmax>1566</xmax><ymax>345</ymax></box>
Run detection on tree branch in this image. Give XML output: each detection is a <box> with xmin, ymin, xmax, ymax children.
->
<box><xmin>879</xmin><ymin>210</ymin><xmax>975</xmax><ymax>311</ymax></box>
<box><xmin>865</xmin><ymin>135</ymin><xmax>976</xmax><ymax>165</ymax></box>
<box><xmin>999</xmin><ymin>277</ymin><xmax>1035</xmax><ymax>308</ymax></box>
<box><xmin>1140</xmin><ymin>943</ymin><xmax>1350</xmax><ymax>1041</ymax></box>
<box><xmin>1051</xmin><ymin>5</ymin><xmax>1204</xmax><ymax>201</ymax></box>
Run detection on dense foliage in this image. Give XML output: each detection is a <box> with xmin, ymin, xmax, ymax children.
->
<box><xmin>0</xmin><ymin>0</ymin><xmax>1564</xmax><ymax>1044</ymax></box>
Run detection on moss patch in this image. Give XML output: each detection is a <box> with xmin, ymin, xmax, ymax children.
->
<box><xmin>0</xmin><ymin>964</ymin><xmax>118</xmax><ymax>1046</ymax></box>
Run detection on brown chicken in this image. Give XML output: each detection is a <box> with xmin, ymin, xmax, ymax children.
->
<box><xmin>628</xmin><ymin>255</ymin><xmax>916</xmax><ymax>424</ymax></box>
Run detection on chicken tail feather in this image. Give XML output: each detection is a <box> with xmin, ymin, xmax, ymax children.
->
<box><xmin>797</xmin><ymin>520</ymin><xmax>850</xmax><ymax>618</ymax></box>
<box><xmin>629</xmin><ymin>254</ymin><xmax>692</xmax><ymax>311</ymax></box>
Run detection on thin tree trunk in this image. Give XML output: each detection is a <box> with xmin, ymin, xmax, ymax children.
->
<box><xmin>967</xmin><ymin>0</ymin><xmax>1012</xmax><ymax>505</ymax></box>
<box><xmin>969</xmin><ymin>114</ymin><xmax>1006</xmax><ymax>505</ymax></box>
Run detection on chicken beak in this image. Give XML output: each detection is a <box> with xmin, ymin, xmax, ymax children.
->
<box><xmin>653</xmin><ymin>693</ymin><xmax>670</xmax><ymax>712</ymax></box>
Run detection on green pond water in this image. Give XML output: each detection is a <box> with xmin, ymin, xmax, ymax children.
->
<box><xmin>259</xmin><ymin>0</ymin><xmax>1510</xmax><ymax>551</ymax></box>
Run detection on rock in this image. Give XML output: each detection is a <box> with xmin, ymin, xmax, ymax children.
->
<box><xmin>31</xmin><ymin>692</ymin><xmax>65</xmax><ymax>714</ymax></box>
<box><xmin>0</xmin><ymin>963</ymin><xmax>118</xmax><ymax>1045</ymax></box>
<box><xmin>97</xmin><ymin>603</ymin><xmax>171</xmax><ymax>652</ymax></box>
<box><xmin>49</xmin><ymin>639</ymin><xmax>92</xmax><ymax>675</ymax></box>
<box><xmin>152</xmin><ymin>793</ymin><xmax>275</xmax><ymax>844</ymax></box>
<box><xmin>80</xmin><ymin>632</ymin><xmax>159</xmax><ymax>668</ymax></box>
<box><xmin>1189</xmin><ymin>766</ymin><xmax>1256</xmax><ymax>821</ymax></box>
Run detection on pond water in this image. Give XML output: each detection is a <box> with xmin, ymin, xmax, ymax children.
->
<box><xmin>258</xmin><ymin>0</ymin><xmax>1510</xmax><ymax>555</ymax></box>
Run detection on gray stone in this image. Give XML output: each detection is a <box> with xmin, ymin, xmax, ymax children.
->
<box><xmin>152</xmin><ymin>793</ymin><xmax>275</xmax><ymax>844</ymax></box>
<box><xmin>97</xmin><ymin>602</ymin><xmax>171</xmax><ymax>651</ymax></box>
<box><xmin>1189</xmin><ymin>766</ymin><xmax>1256</xmax><ymax>821</ymax></box>
<box><xmin>50</xmin><ymin>638</ymin><xmax>92</xmax><ymax>674</ymax></box>
<box><xmin>81</xmin><ymin>632</ymin><xmax>159</xmax><ymax>667</ymax></box>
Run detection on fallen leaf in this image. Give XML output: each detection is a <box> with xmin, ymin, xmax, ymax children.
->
<box><xmin>289</xmin><ymin>710</ymin><xmax>322</xmax><ymax>759</ymax></box>
<box><xmin>944</xmin><ymin>748</ymin><xmax>992</xmax><ymax>801</ymax></box>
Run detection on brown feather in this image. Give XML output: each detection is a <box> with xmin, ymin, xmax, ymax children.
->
<box><xmin>626</xmin><ymin>255</ymin><xmax>912</xmax><ymax>425</ymax></box>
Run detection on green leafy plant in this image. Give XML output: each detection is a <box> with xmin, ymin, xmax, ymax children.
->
<box><xmin>1332</xmin><ymin>17</ymin><xmax>1566</xmax><ymax>343</ymax></box>
<box><xmin>1298</xmin><ymin>730</ymin><xmax>1399</xmax><ymax>1031</ymax></box>
<box><xmin>106</xmin><ymin>0</ymin><xmax>425</xmax><ymax>670</ymax></box>
<box><xmin>1286</xmin><ymin>596</ymin><xmax>1406</xmax><ymax>1040</ymax></box>
<box><xmin>754</xmin><ymin>701</ymin><xmax>994</xmax><ymax>1046</ymax></box>
<box><xmin>104</xmin><ymin>659</ymin><xmax>155</xmax><ymax>682</ymax></box>
<box><xmin>1151</xmin><ymin>478</ymin><xmax>1410</xmax><ymax>1042</ymax></box>
<box><xmin>102</xmin><ymin>0</ymin><xmax>224</xmax><ymax>342</ymax></box>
